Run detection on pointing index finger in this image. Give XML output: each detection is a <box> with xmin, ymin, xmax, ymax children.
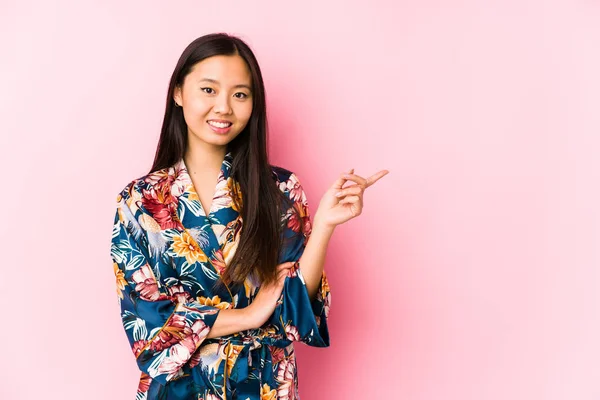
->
<box><xmin>365</xmin><ymin>170</ymin><xmax>390</xmax><ymax>188</ymax></box>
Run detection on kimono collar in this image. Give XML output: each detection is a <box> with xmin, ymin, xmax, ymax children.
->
<box><xmin>173</xmin><ymin>150</ymin><xmax>234</xmax><ymax>189</ymax></box>
<box><xmin>169</xmin><ymin>150</ymin><xmax>240</xmax><ymax>246</ymax></box>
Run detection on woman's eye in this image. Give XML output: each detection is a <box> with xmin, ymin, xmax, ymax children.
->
<box><xmin>234</xmin><ymin>92</ymin><xmax>248</xmax><ymax>99</ymax></box>
<box><xmin>201</xmin><ymin>87</ymin><xmax>215</xmax><ymax>94</ymax></box>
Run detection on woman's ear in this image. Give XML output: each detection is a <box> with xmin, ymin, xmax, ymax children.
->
<box><xmin>173</xmin><ymin>86</ymin><xmax>182</xmax><ymax>106</ymax></box>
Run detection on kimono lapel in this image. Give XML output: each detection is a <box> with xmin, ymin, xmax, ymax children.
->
<box><xmin>170</xmin><ymin>151</ymin><xmax>242</xmax><ymax>271</ymax></box>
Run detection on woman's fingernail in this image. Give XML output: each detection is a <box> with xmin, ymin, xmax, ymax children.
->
<box><xmin>335</xmin><ymin>191</ymin><xmax>343</xmax><ymax>197</ymax></box>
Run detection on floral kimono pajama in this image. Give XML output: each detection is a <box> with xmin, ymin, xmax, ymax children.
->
<box><xmin>110</xmin><ymin>151</ymin><xmax>331</xmax><ymax>400</ymax></box>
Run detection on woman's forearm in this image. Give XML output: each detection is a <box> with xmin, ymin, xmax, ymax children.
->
<box><xmin>206</xmin><ymin>307</ymin><xmax>254</xmax><ymax>338</ymax></box>
<box><xmin>298</xmin><ymin>219</ymin><xmax>335</xmax><ymax>302</ymax></box>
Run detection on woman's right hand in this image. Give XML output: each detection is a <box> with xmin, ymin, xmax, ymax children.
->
<box><xmin>245</xmin><ymin>261</ymin><xmax>296</xmax><ymax>329</ymax></box>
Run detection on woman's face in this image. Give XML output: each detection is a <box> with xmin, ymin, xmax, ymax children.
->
<box><xmin>174</xmin><ymin>54</ymin><xmax>253</xmax><ymax>151</ymax></box>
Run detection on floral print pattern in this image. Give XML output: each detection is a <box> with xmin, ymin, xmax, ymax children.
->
<box><xmin>111</xmin><ymin>151</ymin><xmax>331</xmax><ymax>399</ymax></box>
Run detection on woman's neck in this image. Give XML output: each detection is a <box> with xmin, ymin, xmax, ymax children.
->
<box><xmin>184</xmin><ymin>144</ymin><xmax>227</xmax><ymax>175</ymax></box>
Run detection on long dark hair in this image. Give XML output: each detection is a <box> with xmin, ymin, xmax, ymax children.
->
<box><xmin>150</xmin><ymin>33</ymin><xmax>295</xmax><ymax>288</ymax></box>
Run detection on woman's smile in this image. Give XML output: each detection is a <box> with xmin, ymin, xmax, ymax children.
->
<box><xmin>207</xmin><ymin>119</ymin><xmax>233</xmax><ymax>134</ymax></box>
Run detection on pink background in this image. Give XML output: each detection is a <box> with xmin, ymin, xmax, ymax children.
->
<box><xmin>1</xmin><ymin>1</ymin><xmax>599</xmax><ymax>399</ymax></box>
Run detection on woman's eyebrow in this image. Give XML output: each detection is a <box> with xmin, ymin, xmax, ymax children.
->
<box><xmin>198</xmin><ymin>78</ymin><xmax>252</xmax><ymax>90</ymax></box>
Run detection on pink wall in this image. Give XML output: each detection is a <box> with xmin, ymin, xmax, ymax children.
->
<box><xmin>1</xmin><ymin>1</ymin><xmax>599</xmax><ymax>399</ymax></box>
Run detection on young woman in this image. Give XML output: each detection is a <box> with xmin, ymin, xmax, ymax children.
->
<box><xmin>110</xmin><ymin>33</ymin><xmax>388</xmax><ymax>400</ymax></box>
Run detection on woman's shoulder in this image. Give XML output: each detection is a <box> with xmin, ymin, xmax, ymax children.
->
<box><xmin>115</xmin><ymin>166</ymin><xmax>173</xmax><ymax>208</ymax></box>
<box><xmin>270</xmin><ymin>164</ymin><xmax>304</xmax><ymax>185</ymax></box>
<box><xmin>271</xmin><ymin>164</ymin><xmax>293</xmax><ymax>183</ymax></box>
<box><xmin>270</xmin><ymin>164</ymin><xmax>306</xmax><ymax>204</ymax></box>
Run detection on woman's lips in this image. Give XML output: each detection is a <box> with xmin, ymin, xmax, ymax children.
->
<box><xmin>207</xmin><ymin>120</ymin><xmax>232</xmax><ymax>134</ymax></box>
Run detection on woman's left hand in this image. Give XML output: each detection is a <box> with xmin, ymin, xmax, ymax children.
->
<box><xmin>313</xmin><ymin>168</ymin><xmax>389</xmax><ymax>229</ymax></box>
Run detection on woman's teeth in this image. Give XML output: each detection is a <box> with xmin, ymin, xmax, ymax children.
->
<box><xmin>208</xmin><ymin>121</ymin><xmax>232</xmax><ymax>128</ymax></box>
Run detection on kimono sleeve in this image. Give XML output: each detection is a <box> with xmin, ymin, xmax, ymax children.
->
<box><xmin>110</xmin><ymin>192</ymin><xmax>221</xmax><ymax>384</ymax></box>
<box><xmin>269</xmin><ymin>172</ymin><xmax>332</xmax><ymax>347</ymax></box>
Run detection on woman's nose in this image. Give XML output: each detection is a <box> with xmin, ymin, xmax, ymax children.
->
<box><xmin>213</xmin><ymin>93</ymin><xmax>232</xmax><ymax>114</ymax></box>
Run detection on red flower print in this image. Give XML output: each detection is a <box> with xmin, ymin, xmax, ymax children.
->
<box><xmin>284</xmin><ymin>174</ymin><xmax>304</xmax><ymax>203</ymax></box>
<box><xmin>268</xmin><ymin>345</ymin><xmax>285</xmax><ymax>365</ymax></box>
<box><xmin>140</xmin><ymin>186</ymin><xmax>183</xmax><ymax>231</ymax></box>
<box><xmin>167</xmin><ymin>284</ymin><xmax>192</xmax><ymax>304</ymax></box>
<box><xmin>132</xmin><ymin>339</ymin><xmax>148</xmax><ymax>358</ymax></box>
<box><xmin>155</xmin><ymin>323</ymin><xmax>210</xmax><ymax>380</ymax></box>
<box><xmin>188</xmin><ymin>346</ymin><xmax>202</xmax><ymax>368</ymax></box>
<box><xmin>211</xmin><ymin>249</ymin><xmax>226</xmax><ymax>275</ymax></box>
<box><xmin>287</xmin><ymin>210</ymin><xmax>302</xmax><ymax>233</ymax></box>
<box><xmin>284</xmin><ymin>324</ymin><xmax>300</xmax><ymax>342</ymax></box>
<box><xmin>149</xmin><ymin>314</ymin><xmax>190</xmax><ymax>353</ymax></box>
<box><xmin>131</xmin><ymin>265</ymin><xmax>160</xmax><ymax>301</ymax></box>
<box><xmin>275</xmin><ymin>355</ymin><xmax>297</xmax><ymax>400</ymax></box>
<box><xmin>287</xmin><ymin>200</ymin><xmax>311</xmax><ymax>236</ymax></box>
<box><xmin>137</xmin><ymin>372</ymin><xmax>151</xmax><ymax>393</ymax></box>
